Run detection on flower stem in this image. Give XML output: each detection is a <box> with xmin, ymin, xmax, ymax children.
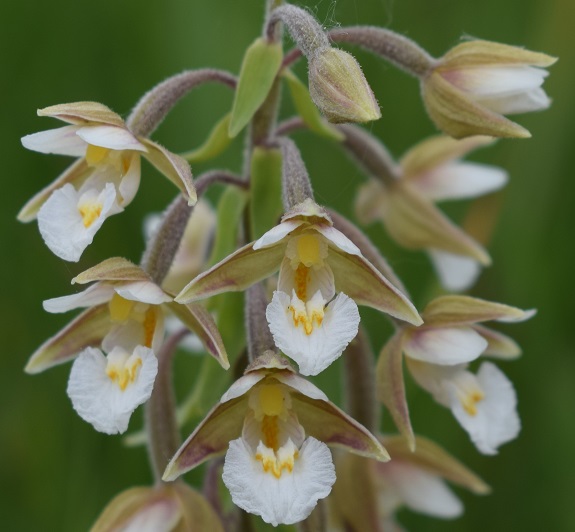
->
<box><xmin>343</xmin><ymin>326</ymin><xmax>380</xmax><ymax>433</ymax></box>
<box><xmin>145</xmin><ymin>329</ymin><xmax>187</xmax><ymax>483</ymax></box>
<box><xmin>245</xmin><ymin>283</ymin><xmax>276</xmax><ymax>362</ymax></box>
<box><xmin>127</xmin><ymin>69</ymin><xmax>236</xmax><ymax>137</ymax></box>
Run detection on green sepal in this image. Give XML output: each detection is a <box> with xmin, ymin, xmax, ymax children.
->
<box><xmin>283</xmin><ymin>69</ymin><xmax>344</xmax><ymax>141</ymax></box>
<box><xmin>228</xmin><ymin>37</ymin><xmax>283</xmax><ymax>137</ymax></box>
<box><xmin>183</xmin><ymin>113</ymin><xmax>233</xmax><ymax>164</ymax></box>
<box><xmin>249</xmin><ymin>146</ymin><xmax>283</xmax><ymax>240</ymax></box>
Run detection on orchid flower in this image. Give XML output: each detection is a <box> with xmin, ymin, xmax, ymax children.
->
<box><xmin>163</xmin><ymin>353</ymin><xmax>389</xmax><ymax>526</ymax></box>
<box><xmin>377</xmin><ymin>295</ymin><xmax>534</xmax><ymax>453</ymax></box>
<box><xmin>356</xmin><ymin>135</ymin><xmax>507</xmax><ymax>291</ymax></box>
<box><xmin>20</xmin><ymin>102</ymin><xmax>196</xmax><ymax>261</ymax></box>
<box><xmin>177</xmin><ymin>199</ymin><xmax>421</xmax><ymax>375</ymax></box>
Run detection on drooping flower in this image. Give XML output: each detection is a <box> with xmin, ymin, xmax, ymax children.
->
<box><xmin>377</xmin><ymin>295</ymin><xmax>534</xmax><ymax>453</ymax></box>
<box><xmin>163</xmin><ymin>353</ymin><xmax>389</xmax><ymax>526</ymax></box>
<box><xmin>176</xmin><ymin>198</ymin><xmax>421</xmax><ymax>376</ymax></box>
<box><xmin>20</xmin><ymin>102</ymin><xmax>196</xmax><ymax>261</ymax></box>
<box><xmin>422</xmin><ymin>40</ymin><xmax>557</xmax><ymax>139</ymax></box>
<box><xmin>330</xmin><ymin>435</ymin><xmax>489</xmax><ymax>531</ymax></box>
<box><xmin>25</xmin><ymin>257</ymin><xmax>228</xmax><ymax>375</ymax></box>
<box><xmin>356</xmin><ymin>135</ymin><xmax>506</xmax><ymax>290</ymax></box>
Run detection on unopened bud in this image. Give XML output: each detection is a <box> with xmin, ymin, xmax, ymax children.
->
<box><xmin>309</xmin><ymin>48</ymin><xmax>381</xmax><ymax>124</ymax></box>
<box><xmin>422</xmin><ymin>40</ymin><xmax>557</xmax><ymax>139</ymax></box>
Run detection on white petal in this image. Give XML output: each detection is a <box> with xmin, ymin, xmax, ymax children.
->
<box><xmin>415</xmin><ymin>162</ymin><xmax>508</xmax><ymax>202</ymax></box>
<box><xmin>453</xmin><ymin>65</ymin><xmax>548</xmax><ymax>97</ymax></box>
<box><xmin>75</xmin><ymin>125</ymin><xmax>147</xmax><ymax>152</ymax></box>
<box><xmin>253</xmin><ymin>220</ymin><xmax>304</xmax><ymax>249</ymax></box>
<box><xmin>37</xmin><ymin>183</ymin><xmax>121</xmax><ymax>262</ymax></box>
<box><xmin>267</xmin><ymin>291</ymin><xmax>360</xmax><ymax>376</ymax></box>
<box><xmin>404</xmin><ymin>326</ymin><xmax>487</xmax><ymax>365</ymax></box>
<box><xmin>21</xmin><ymin>125</ymin><xmax>86</xmax><ymax>156</ymax></box>
<box><xmin>118</xmin><ymin>153</ymin><xmax>142</xmax><ymax>206</ymax></box>
<box><xmin>114</xmin><ymin>281</ymin><xmax>172</xmax><ymax>305</ymax></box>
<box><xmin>67</xmin><ymin>346</ymin><xmax>158</xmax><ymax>434</ymax></box>
<box><xmin>222</xmin><ymin>436</ymin><xmax>335</xmax><ymax>526</ymax></box>
<box><xmin>448</xmin><ymin>362</ymin><xmax>520</xmax><ymax>455</ymax></box>
<box><xmin>274</xmin><ymin>372</ymin><xmax>329</xmax><ymax>401</ymax></box>
<box><xmin>221</xmin><ymin>373</ymin><xmax>267</xmax><ymax>403</ymax></box>
<box><xmin>406</xmin><ymin>360</ymin><xmax>467</xmax><ymax>407</ymax></box>
<box><xmin>477</xmin><ymin>87</ymin><xmax>551</xmax><ymax>114</ymax></box>
<box><xmin>315</xmin><ymin>225</ymin><xmax>361</xmax><ymax>255</ymax></box>
<box><xmin>429</xmin><ymin>250</ymin><xmax>482</xmax><ymax>292</ymax></box>
<box><xmin>43</xmin><ymin>283</ymin><xmax>114</xmax><ymax>313</ymax></box>
<box><xmin>383</xmin><ymin>462</ymin><xmax>463</xmax><ymax>518</ymax></box>
<box><xmin>278</xmin><ymin>257</ymin><xmax>336</xmax><ymax>301</ymax></box>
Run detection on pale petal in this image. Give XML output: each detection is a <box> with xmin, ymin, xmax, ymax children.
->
<box><xmin>37</xmin><ymin>183</ymin><xmax>121</xmax><ymax>262</ymax></box>
<box><xmin>222</xmin><ymin>436</ymin><xmax>335</xmax><ymax>526</ymax></box>
<box><xmin>403</xmin><ymin>326</ymin><xmax>487</xmax><ymax>365</ymax></box>
<box><xmin>416</xmin><ymin>162</ymin><xmax>508</xmax><ymax>202</ymax></box>
<box><xmin>221</xmin><ymin>373</ymin><xmax>267</xmax><ymax>402</ymax></box>
<box><xmin>253</xmin><ymin>220</ymin><xmax>304</xmax><ymax>249</ymax></box>
<box><xmin>429</xmin><ymin>250</ymin><xmax>482</xmax><ymax>292</ymax></box>
<box><xmin>451</xmin><ymin>65</ymin><xmax>548</xmax><ymax>97</ymax></box>
<box><xmin>448</xmin><ymin>362</ymin><xmax>520</xmax><ymax>455</ymax></box>
<box><xmin>274</xmin><ymin>372</ymin><xmax>329</xmax><ymax>401</ymax></box>
<box><xmin>21</xmin><ymin>125</ymin><xmax>86</xmax><ymax>156</ymax></box>
<box><xmin>266</xmin><ymin>291</ymin><xmax>360</xmax><ymax>376</ymax></box>
<box><xmin>67</xmin><ymin>346</ymin><xmax>158</xmax><ymax>434</ymax></box>
<box><xmin>75</xmin><ymin>125</ymin><xmax>147</xmax><ymax>152</ymax></box>
<box><xmin>478</xmin><ymin>87</ymin><xmax>551</xmax><ymax>115</ymax></box>
<box><xmin>118</xmin><ymin>153</ymin><xmax>141</xmax><ymax>206</ymax></box>
<box><xmin>315</xmin><ymin>225</ymin><xmax>361</xmax><ymax>255</ymax></box>
<box><xmin>114</xmin><ymin>281</ymin><xmax>172</xmax><ymax>305</ymax></box>
<box><xmin>406</xmin><ymin>359</ymin><xmax>466</xmax><ymax>407</ymax></box>
<box><xmin>102</xmin><ymin>307</ymin><xmax>164</xmax><ymax>355</ymax></box>
<box><xmin>43</xmin><ymin>283</ymin><xmax>114</xmax><ymax>313</ymax></box>
<box><xmin>121</xmin><ymin>498</ymin><xmax>181</xmax><ymax>532</ymax></box>
<box><xmin>383</xmin><ymin>463</ymin><xmax>463</xmax><ymax>518</ymax></box>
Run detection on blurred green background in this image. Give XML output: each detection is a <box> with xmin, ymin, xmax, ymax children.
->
<box><xmin>2</xmin><ymin>0</ymin><xmax>573</xmax><ymax>530</ymax></box>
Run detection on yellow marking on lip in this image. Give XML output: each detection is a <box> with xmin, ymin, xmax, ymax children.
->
<box><xmin>78</xmin><ymin>202</ymin><xmax>103</xmax><ymax>228</ymax></box>
<box><xmin>294</xmin><ymin>264</ymin><xmax>310</xmax><ymax>301</ymax></box>
<box><xmin>108</xmin><ymin>294</ymin><xmax>135</xmax><ymax>322</ymax></box>
<box><xmin>289</xmin><ymin>304</ymin><xmax>324</xmax><ymax>335</ymax></box>
<box><xmin>461</xmin><ymin>390</ymin><xmax>485</xmax><ymax>416</ymax></box>
<box><xmin>143</xmin><ymin>307</ymin><xmax>157</xmax><ymax>348</ymax></box>
<box><xmin>106</xmin><ymin>357</ymin><xmax>142</xmax><ymax>391</ymax></box>
<box><xmin>296</xmin><ymin>234</ymin><xmax>321</xmax><ymax>266</ymax></box>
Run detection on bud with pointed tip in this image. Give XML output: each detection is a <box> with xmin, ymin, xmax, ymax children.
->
<box><xmin>309</xmin><ymin>47</ymin><xmax>381</xmax><ymax>124</ymax></box>
<box><xmin>422</xmin><ymin>40</ymin><xmax>557</xmax><ymax>139</ymax></box>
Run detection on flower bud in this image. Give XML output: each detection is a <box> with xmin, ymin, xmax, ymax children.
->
<box><xmin>309</xmin><ymin>48</ymin><xmax>381</xmax><ymax>124</ymax></box>
<box><xmin>422</xmin><ymin>40</ymin><xmax>557</xmax><ymax>139</ymax></box>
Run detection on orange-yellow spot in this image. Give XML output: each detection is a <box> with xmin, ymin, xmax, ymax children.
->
<box><xmin>106</xmin><ymin>357</ymin><xmax>142</xmax><ymax>391</ymax></box>
<box><xmin>78</xmin><ymin>202</ymin><xmax>103</xmax><ymax>228</ymax></box>
<box><xmin>261</xmin><ymin>415</ymin><xmax>279</xmax><ymax>450</ymax></box>
<box><xmin>122</xmin><ymin>155</ymin><xmax>131</xmax><ymax>175</ymax></box>
<box><xmin>294</xmin><ymin>264</ymin><xmax>310</xmax><ymax>301</ymax></box>
<box><xmin>143</xmin><ymin>307</ymin><xmax>157</xmax><ymax>348</ymax></box>
<box><xmin>85</xmin><ymin>144</ymin><xmax>111</xmax><ymax>166</ymax></box>
<box><xmin>289</xmin><ymin>305</ymin><xmax>324</xmax><ymax>335</ymax></box>
<box><xmin>461</xmin><ymin>391</ymin><xmax>485</xmax><ymax>416</ymax></box>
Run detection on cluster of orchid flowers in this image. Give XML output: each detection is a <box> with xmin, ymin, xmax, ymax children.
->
<box><xmin>20</xmin><ymin>2</ymin><xmax>554</xmax><ymax>530</ymax></box>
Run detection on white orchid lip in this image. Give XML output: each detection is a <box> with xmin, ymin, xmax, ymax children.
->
<box><xmin>67</xmin><ymin>345</ymin><xmax>158</xmax><ymax>434</ymax></box>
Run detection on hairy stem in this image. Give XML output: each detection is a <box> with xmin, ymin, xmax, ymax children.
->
<box><xmin>280</xmin><ymin>137</ymin><xmax>314</xmax><ymax>209</ymax></box>
<box><xmin>127</xmin><ymin>69</ymin><xmax>236</xmax><ymax>137</ymax></box>
<box><xmin>245</xmin><ymin>283</ymin><xmax>275</xmax><ymax>362</ymax></box>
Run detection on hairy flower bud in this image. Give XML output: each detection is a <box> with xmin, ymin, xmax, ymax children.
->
<box><xmin>422</xmin><ymin>40</ymin><xmax>557</xmax><ymax>139</ymax></box>
<box><xmin>309</xmin><ymin>48</ymin><xmax>381</xmax><ymax>124</ymax></box>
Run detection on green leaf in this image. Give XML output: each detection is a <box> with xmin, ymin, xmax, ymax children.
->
<box><xmin>183</xmin><ymin>113</ymin><xmax>233</xmax><ymax>164</ymax></box>
<box><xmin>229</xmin><ymin>38</ymin><xmax>283</xmax><ymax>137</ymax></box>
<box><xmin>250</xmin><ymin>146</ymin><xmax>283</xmax><ymax>240</ymax></box>
<box><xmin>283</xmin><ymin>69</ymin><xmax>345</xmax><ymax>141</ymax></box>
